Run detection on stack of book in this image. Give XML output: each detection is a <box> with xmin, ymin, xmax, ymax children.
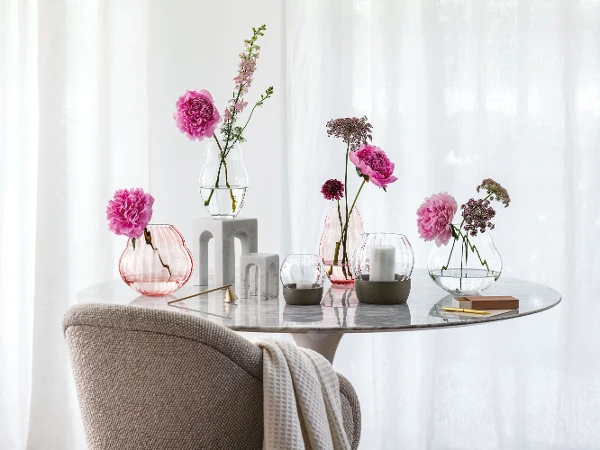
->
<box><xmin>442</xmin><ymin>296</ymin><xmax>519</xmax><ymax>317</ymax></box>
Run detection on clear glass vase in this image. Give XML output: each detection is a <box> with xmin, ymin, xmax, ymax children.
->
<box><xmin>427</xmin><ymin>228</ymin><xmax>502</xmax><ymax>296</ymax></box>
<box><xmin>119</xmin><ymin>224</ymin><xmax>194</xmax><ymax>296</ymax></box>
<box><xmin>319</xmin><ymin>205</ymin><xmax>364</xmax><ymax>285</ymax></box>
<box><xmin>199</xmin><ymin>141</ymin><xmax>248</xmax><ymax>218</ymax></box>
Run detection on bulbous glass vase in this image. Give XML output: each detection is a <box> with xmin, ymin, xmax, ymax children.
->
<box><xmin>427</xmin><ymin>228</ymin><xmax>502</xmax><ymax>296</ymax></box>
<box><xmin>119</xmin><ymin>224</ymin><xmax>194</xmax><ymax>297</ymax></box>
<box><xmin>319</xmin><ymin>205</ymin><xmax>364</xmax><ymax>285</ymax></box>
<box><xmin>199</xmin><ymin>141</ymin><xmax>248</xmax><ymax>219</ymax></box>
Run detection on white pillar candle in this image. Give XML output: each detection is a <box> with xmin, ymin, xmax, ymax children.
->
<box><xmin>296</xmin><ymin>280</ymin><xmax>314</xmax><ymax>289</ymax></box>
<box><xmin>369</xmin><ymin>245</ymin><xmax>396</xmax><ymax>282</ymax></box>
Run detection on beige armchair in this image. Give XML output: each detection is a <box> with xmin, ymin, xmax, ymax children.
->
<box><xmin>63</xmin><ymin>303</ymin><xmax>361</xmax><ymax>450</ymax></box>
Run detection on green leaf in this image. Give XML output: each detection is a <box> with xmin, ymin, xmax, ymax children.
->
<box><xmin>451</xmin><ymin>226</ymin><xmax>459</xmax><ymax>240</ymax></box>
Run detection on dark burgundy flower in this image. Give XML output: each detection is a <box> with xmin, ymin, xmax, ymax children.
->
<box><xmin>461</xmin><ymin>198</ymin><xmax>496</xmax><ymax>236</ymax></box>
<box><xmin>321</xmin><ymin>179</ymin><xmax>345</xmax><ymax>201</ymax></box>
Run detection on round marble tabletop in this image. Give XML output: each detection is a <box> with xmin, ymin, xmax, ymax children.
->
<box><xmin>76</xmin><ymin>270</ymin><xmax>561</xmax><ymax>334</ymax></box>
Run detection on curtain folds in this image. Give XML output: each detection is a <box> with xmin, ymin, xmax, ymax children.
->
<box><xmin>287</xmin><ymin>1</ymin><xmax>600</xmax><ymax>449</ymax></box>
<box><xmin>1</xmin><ymin>0</ymin><xmax>599</xmax><ymax>449</ymax></box>
<box><xmin>1</xmin><ymin>0</ymin><xmax>149</xmax><ymax>447</ymax></box>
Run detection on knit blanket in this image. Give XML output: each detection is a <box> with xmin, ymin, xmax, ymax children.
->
<box><xmin>255</xmin><ymin>338</ymin><xmax>350</xmax><ymax>450</ymax></box>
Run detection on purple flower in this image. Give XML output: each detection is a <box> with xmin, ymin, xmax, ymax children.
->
<box><xmin>174</xmin><ymin>90</ymin><xmax>221</xmax><ymax>141</ymax></box>
<box><xmin>416</xmin><ymin>192</ymin><xmax>458</xmax><ymax>246</ymax></box>
<box><xmin>321</xmin><ymin>179</ymin><xmax>345</xmax><ymax>201</ymax></box>
<box><xmin>349</xmin><ymin>144</ymin><xmax>397</xmax><ymax>190</ymax></box>
<box><xmin>326</xmin><ymin>116</ymin><xmax>373</xmax><ymax>150</ymax></box>
<box><xmin>461</xmin><ymin>198</ymin><xmax>496</xmax><ymax>236</ymax></box>
<box><xmin>476</xmin><ymin>178</ymin><xmax>511</xmax><ymax>207</ymax></box>
<box><xmin>106</xmin><ymin>188</ymin><xmax>154</xmax><ymax>239</ymax></box>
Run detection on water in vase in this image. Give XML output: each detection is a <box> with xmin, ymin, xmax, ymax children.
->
<box><xmin>429</xmin><ymin>268</ymin><xmax>501</xmax><ymax>296</ymax></box>
<box><xmin>200</xmin><ymin>186</ymin><xmax>248</xmax><ymax>218</ymax></box>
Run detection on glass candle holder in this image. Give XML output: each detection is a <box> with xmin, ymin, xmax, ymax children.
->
<box><xmin>351</xmin><ymin>232</ymin><xmax>414</xmax><ymax>304</ymax></box>
<box><xmin>280</xmin><ymin>254</ymin><xmax>325</xmax><ymax>305</ymax></box>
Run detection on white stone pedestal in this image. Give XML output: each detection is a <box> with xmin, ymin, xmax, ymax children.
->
<box><xmin>193</xmin><ymin>217</ymin><xmax>258</xmax><ymax>286</ymax></box>
<box><xmin>240</xmin><ymin>253</ymin><xmax>280</xmax><ymax>300</ymax></box>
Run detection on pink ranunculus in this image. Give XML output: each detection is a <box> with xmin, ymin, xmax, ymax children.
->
<box><xmin>349</xmin><ymin>144</ymin><xmax>398</xmax><ymax>190</ymax></box>
<box><xmin>106</xmin><ymin>188</ymin><xmax>154</xmax><ymax>239</ymax></box>
<box><xmin>416</xmin><ymin>192</ymin><xmax>458</xmax><ymax>246</ymax></box>
<box><xmin>174</xmin><ymin>90</ymin><xmax>221</xmax><ymax>141</ymax></box>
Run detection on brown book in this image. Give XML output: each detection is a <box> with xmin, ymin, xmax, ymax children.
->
<box><xmin>452</xmin><ymin>296</ymin><xmax>519</xmax><ymax>310</ymax></box>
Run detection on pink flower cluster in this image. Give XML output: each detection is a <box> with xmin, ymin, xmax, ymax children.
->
<box><xmin>224</xmin><ymin>53</ymin><xmax>258</xmax><ymax>123</ymax></box>
<box><xmin>416</xmin><ymin>192</ymin><xmax>458</xmax><ymax>246</ymax></box>
<box><xmin>174</xmin><ymin>90</ymin><xmax>221</xmax><ymax>141</ymax></box>
<box><xmin>349</xmin><ymin>144</ymin><xmax>397</xmax><ymax>190</ymax></box>
<box><xmin>106</xmin><ymin>188</ymin><xmax>154</xmax><ymax>239</ymax></box>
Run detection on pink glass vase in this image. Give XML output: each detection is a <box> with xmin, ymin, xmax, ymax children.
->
<box><xmin>119</xmin><ymin>224</ymin><xmax>194</xmax><ymax>297</ymax></box>
<box><xmin>319</xmin><ymin>205</ymin><xmax>364</xmax><ymax>285</ymax></box>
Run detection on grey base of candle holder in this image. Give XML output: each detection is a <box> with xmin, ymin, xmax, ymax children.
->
<box><xmin>283</xmin><ymin>285</ymin><xmax>324</xmax><ymax>305</ymax></box>
<box><xmin>354</xmin><ymin>275</ymin><xmax>412</xmax><ymax>304</ymax></box>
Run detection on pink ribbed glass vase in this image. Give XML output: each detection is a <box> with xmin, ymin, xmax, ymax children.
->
<box><xmin>119</xmin><ymin>224</ymin><xmax>194</xmax><ymax>297</ymax></box>
<box><xmin>319</xmin><ymin>205</ymin><xmax>364</xmax><ymax>285</ymax></box>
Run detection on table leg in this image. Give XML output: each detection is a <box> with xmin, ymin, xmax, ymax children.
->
<box><xmin>291</xmin><ymin>332</ymin><xmax>344</xmax><ymax>363</ymax></box>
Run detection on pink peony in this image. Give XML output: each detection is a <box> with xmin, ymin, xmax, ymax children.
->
<box><xmin>106</xmin><ymin>188</ymin><xmax>154</xmax><ymax>239</ymax></box>
<box><xmin>174</xmin><ymin>90</ymin><xmax>221</xmax><ymax>141</ymax></box>
<box><xmin>349</xmin><ymin>144</ymin><xmax>397</xmax><ymax>190</ymax></box>
<box><xmin>416</xmin><ymin>192</ymin><xmax>458</xmax><ymax>246</ymax></box>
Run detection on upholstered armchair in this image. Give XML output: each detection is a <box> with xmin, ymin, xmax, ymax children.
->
<box><xmin>63</xmin><ymin>303</ymin><xmax>361</xmax><ymax>449</ymax></box>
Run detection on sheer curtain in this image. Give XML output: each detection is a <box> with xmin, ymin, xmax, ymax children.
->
<box><xmin>2</xmin><ymin>0</ymin><xmax>600</xmax><ymax>449</ymax></box>
<box><xmin>287</xmin><ymin>0</ymin><xmax>600</xmax><ymax>448</ymax></box>
<box><xmin>0</xmin><ymin>0</ymin><xmax>149</xmax><ymax>447</ymax></box>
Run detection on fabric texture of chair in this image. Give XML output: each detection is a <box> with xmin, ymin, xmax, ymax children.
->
<box><xmin>63</xmin><ymin>303</ymin><xmax>361</xmax><ymax>450</ymax></box>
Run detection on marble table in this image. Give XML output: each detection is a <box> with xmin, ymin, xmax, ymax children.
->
<box><xmin>76</xmin><ymin>270</ymin><xmax>561</xmax><ymax>362</ymax></box>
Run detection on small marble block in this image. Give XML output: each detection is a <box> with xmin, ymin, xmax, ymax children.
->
<box><xmin>240</xmin><ymin>253</ymin><xmax>280</xmax><ymax>300</ymax></box>
<box><xmin>193</xmin><ymin>217</ymin><xmax>258</xmax><ymax>286</ymax></box>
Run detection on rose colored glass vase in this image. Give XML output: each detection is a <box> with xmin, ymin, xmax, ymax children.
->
<box><xmin>119</xmin><ymin>224</ymin><xmax>194</xmax><ymax>297</ymax></box>
<box><xmin>319</xmin><ymin>205</ymin><xmax>364</xmax><ymax>285</ymax></box>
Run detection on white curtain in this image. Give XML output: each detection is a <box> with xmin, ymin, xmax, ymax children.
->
<box><xmin>2</xmin><ymin>0</ymin><xmax>599</xmax><ymax>449</ymax></box>
<box><xmin>0</xmin><ymin>0</ymin><xmax>149</xmax><ymax>447</ymax></box>
<box><xmin>287</xmin><ymin>0</ymin><xmax>600</xmax><ymax>449</ymax></box>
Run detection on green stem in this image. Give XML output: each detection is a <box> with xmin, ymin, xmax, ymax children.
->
<box><xmin>330</xmin><ymin>200</ymin><xmax>346</xmax><ymax>278</ymax></box>
<box><xmin>143</xmin><ymin>228</ymin><xmax>172</xmax><ymax>278</ymax></box>
<box><xmin>440</xmin><ymin>192</ymin><xmax>494</xmax><ymax>271</ymax></box>
<box><xmin>338</xmin><ymin>179</ymin><xmax>366</xmax><ymax>278</ymax></box>
<box><xmin>203</xmin><ymin>134</ymin><xmax>227</xmax><ymax>208</ymax></box>
<box><xmin>340</xmin><ymin>144</ymin><xmax>350</xmax><ymax>279</ymax></box>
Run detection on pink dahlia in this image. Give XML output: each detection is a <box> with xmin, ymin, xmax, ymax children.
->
<box><xmin>349</xmin><ymin>144</ymin><xmax>397</xmax><ymax>190</ymax></box>
<box><xmin>321</xmin><ymin>179</ymin><xmax>345</xmax><ymax>201</ymax></box>
<box><xmin>106</xmin><ymin>188</ymin><xmax>154</xmax><ymax>239</ymax></box>
<box><xmin>174</xmin><ymin>90</ymin><xmax>221</xmax><ymax>141</ymax></box>
<box><xmin>416</xmin><ymin>192</ymin><xmax>458</xmax><ymax>246</ymax></box>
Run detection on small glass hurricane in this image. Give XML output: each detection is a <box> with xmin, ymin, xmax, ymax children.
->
<box><xmin>352</xmin><ymin>233</ymin><xmax>414</xmax><ymax>282</ymax></box>
<box><xmin>352</xmin><ymin>233</ymin><xmax>414</xmax><ymax>304</ymax></box>
<box><xmin>280</xmin><ymin>254</ymin><xmax>325</xmax><ymax>305</ymax></box>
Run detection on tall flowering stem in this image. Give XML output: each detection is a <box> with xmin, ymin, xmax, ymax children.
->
<box><xmin>174</xmin><ymin>25</ymin><xmax>274</xmax><ymax>214</ymax></box>
<box><xmin>322</xmin><ymin>117</ymin><xmax>396</xmax><ymax>281</ymax></box>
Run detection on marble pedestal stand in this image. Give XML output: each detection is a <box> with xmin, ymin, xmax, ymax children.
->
<box><xmin>240</xmin><ymin>253</ymin><xmax>280</xmax><ymax>300</ymax></box>
<box><xmin>193</xmin><ymin>217</ymin><xmax>258</xmax><ymax>286</ymax></box>
<box><xmin>291</xmin><ymin>332</ymin><xmax>344</xmax><ymax>363</ymax></box>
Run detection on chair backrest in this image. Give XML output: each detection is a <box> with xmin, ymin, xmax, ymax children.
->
<box><xmin>63</xmin><ymin>303</ymin><xmax>265</xmax><ymax>450</ymax></box>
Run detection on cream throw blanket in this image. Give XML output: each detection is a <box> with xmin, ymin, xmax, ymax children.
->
<box><xmin>255</xmin><ymin>339</ymin><xmax>351</xmax><ymax>450</ymax></box>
